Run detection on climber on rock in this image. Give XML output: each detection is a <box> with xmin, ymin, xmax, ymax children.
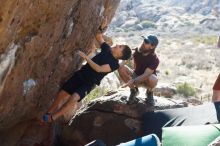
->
<box><xmin>119</xmin><ymin>35</ymin><xmax>159</xmax><ymax>105</ymax></box>
<box><xmin>42</xmin><ymin>18</ymin><xmax>132</xmax><ymax>122</ymax></box>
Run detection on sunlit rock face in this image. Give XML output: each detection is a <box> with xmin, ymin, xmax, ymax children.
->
<box><xmin>60</xmin><ymin>89</ymin><xmax>186</xmax><ymax>146</ymax></box>
<box><xmin>0</xmin><ymin>0</ymin><xmax>120</xmax><ymax>145</ymax></box>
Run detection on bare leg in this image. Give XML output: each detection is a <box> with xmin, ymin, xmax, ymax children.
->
<box><xmin>52</xmin><ymin>93</ymin><xmax>80</xmax><ymax>120</ymax></box>
<box><xmin>142</xmin><ymin>74</ymin><xmax>158</xmax><ymax>90</ymax></box>
<box><xmin>139</xmin><ymin>74</ymin><xmax>158</xmax><ymax>105</ymax></box>
<box><xmin>118</xmin><ymin>65</ymin><xmax>133</xmax><ymax>83</ymax></box>
<box><xmin>118</xmin><ymin>66</ymin><xmax>139</xmax><ymax>104</ymax></box>
<box><xmin>47</xmin><ymin>90</ymin><xmax>71</xmax><ymax>114</ymax></box>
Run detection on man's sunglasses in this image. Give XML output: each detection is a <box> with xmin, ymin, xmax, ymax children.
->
<box><xmin>144</xmin><ymin>39</ymin><xmax>151</xmax><ymax>44</ymax></box>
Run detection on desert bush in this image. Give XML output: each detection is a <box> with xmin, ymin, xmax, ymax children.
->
<box><xmin>191</xmin><ymin>35</ymin><xmax>216</xmax><ymax>45</ymax></box>
<box><xmin>140</xmin><ymin>20</ymin><xmax>157</xmax><ymax>29</ymax></box>
<box><xmin>176</xmin><ymin>82</ymin><xmax>196</xmax><ymax>97</ymax></box>
<box><xmin>184</xmin><ymin>21</ymin><xmax>194</xmax><ymax>27</ymax></box>
<box><xmin>84</xmin><ymin>87</ymin><xmax>109</xmax><ymax>103</ymax></box>
<box><xmin>165</xmin><ymin>70</ymin><xmax>170</xmax><ymax>76</ymax></box>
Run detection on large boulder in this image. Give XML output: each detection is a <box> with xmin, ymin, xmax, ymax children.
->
<box><xmin>0</xmin><ymin>0</ymin><xmax>120</xmax><ymax>145</ymax></box>
<box><xmin>59</xmin><ymin>89</ymin><xmax>186</xmax><ymax>146</ymax></box>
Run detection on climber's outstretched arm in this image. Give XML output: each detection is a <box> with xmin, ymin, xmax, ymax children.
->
<box><xmin>78</xmin><ymin>51</ymin><xmax>111</xmax><ymax>73</ymax></box>
<box><xmin>96</xmin><ymin>17</ymin><xmax>108</xmax><ymax>45</ymax></box>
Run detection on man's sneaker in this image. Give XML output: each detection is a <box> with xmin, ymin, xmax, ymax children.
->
<box><xmin>145</xmin><ymin>90</ymin><xmax>155</xmax><ymax>106</ymax></box>
<box><xmin>127</xmin><ymin>87</ymin><xmax>139</xmax><ymax>104</ymax></box>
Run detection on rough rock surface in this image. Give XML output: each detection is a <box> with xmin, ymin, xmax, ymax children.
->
<box><xmin>59</xmin><ymin>89</ymin><xmax>186</xmax><ymax>146</ymax></box>
<box><xmin>110</xmin><ymin>0</ymin><xmax>220</xmax><ymax>33</ymax></box>
<box><xmin>0</xmin><ymin>0</ymin><xmax>120</xmax><ymax>145</ymax></box>
<box><xmin>154</xmin><ymin>83</ymin><xmax>177</xmax><ymax>98</ymax></box>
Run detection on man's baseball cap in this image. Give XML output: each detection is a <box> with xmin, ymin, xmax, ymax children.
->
<box><xmin>142</xmin><ymin>35</ymin><xmax>159</xmax><ymax>47</ymax></box>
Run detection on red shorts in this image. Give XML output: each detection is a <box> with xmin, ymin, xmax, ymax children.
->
<box><xmin>213</xmin><ymin>74</ymin><xmax>220</xmax><ymax>90</ymax></box>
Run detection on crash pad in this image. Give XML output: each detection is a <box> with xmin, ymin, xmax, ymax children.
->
<box><xmin>162</xmin><ymin>124</ymin><xmax>220</xmax><ymax>146</ymax></box>
<box><xmin>142</xmin><ymin>103</ymin><xmax>218</xmax><ymax>139</ymax></box>
<box><xmin>118</xmin><ymin>134</ymin><xmax>160</xmax><ymax>146</ymax></box>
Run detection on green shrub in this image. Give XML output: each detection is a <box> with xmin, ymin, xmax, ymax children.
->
<box><xmin>165</xmin><ymin>70</ymin><xmax>170</xmax><ymax>76</ymax></box>
<box><xmin>184</xmin><ymin>21</ymin><xmax>194</xmax><ymax>27</ymax></box>
<box><xmin>191</xmin><ymin>35</ymin><xmax>217</xmax><ymax>45</ymax></box>
<box><xmin>84</xmin><ymin>86</ymin><xmax>109</xmax><ymax>103</ymax></box>
<box><xmin>140</xmin><ymin>20</ymin><xmax>157</xmax><ymax>29</ymax></box>
<box><xmin>176</xmin><ymin>82</ymin><xmax>196</xmax><ymax>97</ymax></box>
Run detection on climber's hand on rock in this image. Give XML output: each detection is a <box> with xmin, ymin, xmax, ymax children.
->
<box><xmin>98</xmin><ymin>17</ymin><xmax>108</xmax><ymax>34</ymax></box>
<box><xmin>101</xmin><ymin>17</ymin><xmax>108</xmax><ymax>28</ymax></box>
<box><xmin>78</xmin><ymin>51</ymin><xmax>87</xmax><ymax>59</ymax></box>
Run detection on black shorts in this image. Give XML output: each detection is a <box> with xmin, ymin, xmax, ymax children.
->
<box><xmin>61</xmin><ymin>73</ymin><xmax>95</xmax><ymax>101</ymax></box>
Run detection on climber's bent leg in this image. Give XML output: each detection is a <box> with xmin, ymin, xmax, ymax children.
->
<box><xmin>49</xmin><ymin>72</ymin><xmax>82</xmax><ymax>114</ymax></box>
<box><xmin>47</xmin><ymin>90</ymin><xmax>71</xmax><ymax>114</ymax></box>
<box><xmin>46</xmin><ymin>73</ymin><xmax>82</xmax><ymax>115</ymax></box>
<box><xmin>52</xmin><ymin>81</ymin><xmax>95</xmax><ymax>121</ymax></box>
<box><xmin>44</xmin><ymin>71</ymin><xmax>95</xmax><ymax>122</ymax></box>
<box><xmin>52</xmin><ymin>93</ymin><xmax>80</xmax><ymax>121</ymax></box>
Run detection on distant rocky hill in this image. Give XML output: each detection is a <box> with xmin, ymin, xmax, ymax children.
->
<box><xmin>110</xmin><ymin>0</ymin><xmax>220</xmax><ymax>34</ymax></box>
<box><xmin>106</xmin><ymin>0</ymin><xmax>220</xmax><ymax>106</ymax></box>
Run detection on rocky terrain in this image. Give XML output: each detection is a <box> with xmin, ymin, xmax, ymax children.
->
<box><xmin>59</xmin><ymin>90</ymin><xmax>187</xmax><ymax>146</ymax></box>
<box><xmin>58</xmin><ymin>89</ymin><xmax>217</xmax><ymax>146</ymax></box>
<box><xmin>104</xmin><ymin>0</ymin><xmax>220</xmax><ymax>102</ymax></box>
<box><xmin>110</xmin><ymin>0</ymin><xmax>220</xmax><ymax>34</ymax></box>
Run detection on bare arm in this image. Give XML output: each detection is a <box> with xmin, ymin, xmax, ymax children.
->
<box><xmin>96</xmin><ymin>33</ymin><xmax>105</xmax><ymax>45</ymax></box>
<box><xmin>87</xmin><ymin>44</ymin><xmax>97</xmax><ymax>58</ymax></box>
<box><xmin>133</xmin><ymin>68</ymin><xmax>154</xmax><ymax>84</ymax></box>
<box><xmin>119</xmin><ymin>54</ymin><xmax>134</xmax><ymax>67</ymax></box>
<box><xmin>122</xmin><ymin>67</ymin><xmax>154</xmax><ymax>88</ymax></box>
<box><xmin>78</xmin><ymin>51</ymin><xmax>111</xmax><ymax>73</ymax></box>
<box><xmin>96</xmin><ymin>17</ymin><xmax>107</xmax><ymax>45</ymax></box>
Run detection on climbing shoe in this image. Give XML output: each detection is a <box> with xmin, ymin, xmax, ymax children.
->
<box><xmin>145</xmin><ymin>90</ymin><xmax>155</xmax><ymax>106</ymax></box>
<box><xmin>127</xmin><ymin>87</ymin><xmax>139</xmax><ymax>104</ymax></box>
<box><xmin>42</xmin><ymin>113</ymin><xmax>53</xmax><ymax>123</ymax></box>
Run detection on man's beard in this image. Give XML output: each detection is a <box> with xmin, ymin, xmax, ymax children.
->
<box><xmin>139</xmin><ymin>47</ymin><xmax>152</xmax><ymax>54</ymax></box>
